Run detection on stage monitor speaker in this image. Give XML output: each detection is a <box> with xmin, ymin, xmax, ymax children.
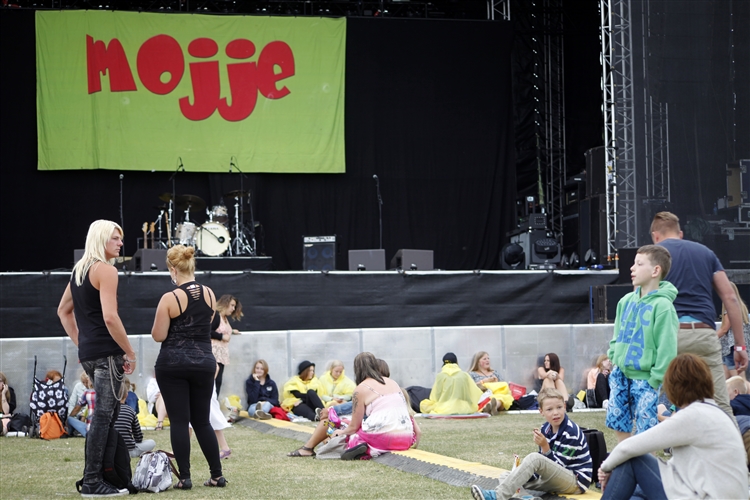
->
<box><xmin>617</xmin><ymin>248</ymin><xmax>638</xmax><ymax>284</ymax></box>
<box><xmin>585</xmin><ymin>146</ymin><xmax>606</xmax><ymax>198</ymax></box>
<box><xmin>348</xmin><ymin>249</ymin><xmax>386</xmax><ymax>271</ymax></box>
<box><xmin>591</xmin><ymin>284</ymin><xmax>632</xmax><ymax>323</ymax></box>
<box><xmin>303</xmin><ymin>236</ymin><xmax>336</xmax><ymax>271</ymax></box>
<box><xmin>73</xmin><ymin>249</ymin><xmax>84</xmax><ymax>266</ymax></box>
<box><xmin>133</xmin><ymin>249</ymin><xmax>168</xmax><ymax>272</ymax></box>
<box><xmin>390</xmin><ymin>249</ymin><xmax>434</xmax><ymax>270</ymax></box>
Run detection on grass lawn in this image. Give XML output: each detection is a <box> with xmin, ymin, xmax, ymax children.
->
<box><xmin>0</xmin><ymin>411</ymin><xmax>616</xmax><ymax>499</ymax></box>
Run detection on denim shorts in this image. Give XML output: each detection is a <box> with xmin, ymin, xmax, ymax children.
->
<box><xmin>723</xmin><ymin>347</ymin><xmax>736</xmax><ymax>370</ymax></box>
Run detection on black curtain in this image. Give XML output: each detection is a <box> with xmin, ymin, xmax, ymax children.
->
<box><xmin>0</xmin><ymin>11</ymin><xmax>515</xmax><ymax>271</ymax></box>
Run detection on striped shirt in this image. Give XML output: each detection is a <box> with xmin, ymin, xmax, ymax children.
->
<box><xmin>113</xmin><ymin>402</ymin><xmax>144</xmax><ymax>451</ymax></box>
<box><xmin>540</xmin><ymin>414</ymin><xmax>592</xmax><ymax>490</ymax></box>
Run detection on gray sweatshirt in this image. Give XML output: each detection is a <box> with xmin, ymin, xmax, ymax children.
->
<box><xmin>601</xmin><ymin>398</ymin><xmax>747</xmax><ymax>499</ymax></box>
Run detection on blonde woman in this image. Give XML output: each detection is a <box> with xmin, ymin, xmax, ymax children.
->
<box><xmin>58</xmin><ymin>220</ymin><xmax>136</xmax><ymax>497</ymax></box>
<box><xmin>0</xmin><ymin>372</ymin><xmax>16</xmax><ymax>435</ymax></box>
<box><xmin>210</xmin><ymin>294</ymin><xmax>243</xmax><ymax>397</ymax></box>
<box><xmin>468</xmin><ymin>351</ymin><xmax>512</xmax><ymax>412</ymax></box>
<box><xmin>717</xmin><ymin>281</ymin><xmax>750</xmax><ymax>379</ymax></box>
<box><xmin>319</xmin><ymin>360</ymin><xmax>356</xmax><ymax>408</ymax></box>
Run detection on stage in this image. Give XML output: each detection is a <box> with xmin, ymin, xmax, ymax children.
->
<box><xmin>0</xmin><ymin>270</ymin><xmax>622</xmax><ymax>339</ymax></box>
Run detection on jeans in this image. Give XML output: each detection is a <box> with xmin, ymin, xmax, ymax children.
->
<box><xmin>68</xmin><ymin>416</ymin><xmax>88</xmax><ymax>437</ymax></box>
<box><xmin>495</xmin><ymin>453</ymin><xmax>580</xmax><ymax>500</ymax></box>
<box><xmin>248</xmin><ymin>401</ymin><xmax>273</xmax><ymax>417</ymax></box>
<box><xmin>81</xmin><ymin>356</ymin><xmax>124</xmax><ymax>485</ymax></box>
<box><xmin>332</xmin><ymin>401</ymin><xmax>353</xmax><ymax>415</ymax></box>
<box><xmin>129</xmin><ymin>439</ymin><xmax>156</xmax><ymax>458</ymax></box>
<box><xmin>601</xmin><ymin>454</ymin><xmax>667</xmax><ymax>500</ymax></box>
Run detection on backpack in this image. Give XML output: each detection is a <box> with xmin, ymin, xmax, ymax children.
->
<box><xmin>133</xmin><ymin>450</ymin><xmax>178</xmax><ymax>493</ymax></box>
<box><xmin>39</xmin><ymin>411</ymin><xmax>67</xmax><ymax>440</ymax></box>
<box><xmin>76</xmin><ymin>426</ymin><xmax>136</xmax><ymax>494</ymax></box>
<box><xmin>581</xmin><ymin>427</ymin><xmax>608</xmax><ymax>481</ymax></box>
<box><xmin>8</xmin><ymin>413</ymin><xmax>31</xmax><ymax>433</ymax></box>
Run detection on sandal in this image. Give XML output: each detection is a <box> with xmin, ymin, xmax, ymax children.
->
<box><xmin>155</xmin><ymin>421</ymin><xmax>163</xmax><ymax>431</ymax></box>
<box><xmin>174</xmin><ymin>478</ymin><xmax>192</xmax><ymax>490</ymax></box>
<box><xmin>287</xmin><ymin>446</ymin><xmax>315</xmax><ymax>457</ymax></box>
<box><xmin>204</xmin><ymin>477</ymin><xmax>227</xmax><ymax>487</ymax></box>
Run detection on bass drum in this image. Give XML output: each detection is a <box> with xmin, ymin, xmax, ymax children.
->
<box><xmin>197</xmin><ymin>222</ymin><xmax>231</xmax><ymax>256</ymax></box>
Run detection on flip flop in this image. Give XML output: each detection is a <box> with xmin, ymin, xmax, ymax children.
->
<box><xmin>287</xmin><ymin>446</ymin><xmax>316</xmax><ymax>457</ymax></box>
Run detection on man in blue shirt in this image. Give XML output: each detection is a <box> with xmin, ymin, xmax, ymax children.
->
<box><xmin>651</xmin><ymin>211</ymin><xmax>747</xmax><ymax>420</ymax></box>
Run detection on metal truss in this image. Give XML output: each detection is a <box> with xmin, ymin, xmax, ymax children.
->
<box><xmin>644</xmin><ymin>97</ymin><xmax>670</xmax><ymax>201</ymax></box>
<box><xmin>600</xmin><ymin>0</ymin><xmax>637</xmax><ymax>255</ymax></box>
<box><xmin>487</xmin><ymin>0</ymin><xmax>510</xmax><ymax>21</ymax></box>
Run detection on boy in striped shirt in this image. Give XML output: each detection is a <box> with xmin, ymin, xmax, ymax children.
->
<box><xmin>471</xmin><ymin>388</ymin><xmax>592</xmax><ymax>500</ymax></box>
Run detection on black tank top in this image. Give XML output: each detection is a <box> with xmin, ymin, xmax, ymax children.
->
<box><xmin>155</xmin><ymin>281</ymin><xmax>216</xmax><ymax>372</ymax></box>
<box><xmin>69</xmin><ymin>267</ymin><xmax>124</xmax><ymax>362</ymax></box>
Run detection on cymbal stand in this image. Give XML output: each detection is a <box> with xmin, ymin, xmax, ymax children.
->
<box><xmin>154</xmin><ymin>209</ymin><xmax>166</xmax><ymax>249</ymax></box>
<box><xmin>168</xmin><ymin>157</ymin><xmax>185</xmax><ymax>242</ymax></box>
<box><xmin>246</xmin><ymin>191</ymin><xmax>257</xmax><ymax>255</ymax></box>
<box><xmin>230</xmin><ymin>196</ymin><xmax>254</xmax><ymax>256</ymax></box>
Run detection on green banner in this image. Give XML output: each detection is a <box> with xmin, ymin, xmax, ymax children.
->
<box><xmin>36</xmin><ymin>11</ymin><xmax>346</xmax><ymax>173</ymax></box>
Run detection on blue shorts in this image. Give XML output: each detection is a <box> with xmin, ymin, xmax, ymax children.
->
<box><xmin>723</xmin><ymin>347</ymin><xmax>736</xmax><ymax>370</ymax></box>
<box><xmin>605</xmin><ymin>366</ymin><xmax>659</xmax><ymax>434</ymax></box>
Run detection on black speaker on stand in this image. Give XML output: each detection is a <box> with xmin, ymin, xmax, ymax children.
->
<box><xmin>303</xmin><ymin>236</ymin><xmax>336</xmax><ymax>271</ymax></box>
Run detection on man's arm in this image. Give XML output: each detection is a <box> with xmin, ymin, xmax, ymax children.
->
<box><xmin>713</xmin><ymin>270</ymin><xmax>747</xmax><ymax>371</ymax></box>
<box><xmin>57</xmin><ymin>283</ymin><xmax>79</xmax><ymax>346</ymax></box>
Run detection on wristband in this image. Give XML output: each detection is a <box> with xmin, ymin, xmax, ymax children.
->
<box><xmin>126</xmin><ymin>358</ymin><xmax>137</xmax><ymax>362</ymax></box>
<box><xmin>735</xmin><ymin>345</ymin><xmax>747</xmax><ymax>352</ymax></box>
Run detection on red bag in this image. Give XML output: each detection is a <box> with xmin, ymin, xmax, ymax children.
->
<box><xmin>269</xmin><ymin>406</ymin><xmax>290</xmax><ymax>421</ymax></box>
<box><xmin>509</xmin><ymin>383</ymin><xmax>527</xmax><ymax>400</ymax></box>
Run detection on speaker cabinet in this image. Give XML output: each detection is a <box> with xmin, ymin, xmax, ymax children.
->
<box><xmin>390</xmin><ymin>249</ymin><xmax>434</xmax><ymax>270</ymax></box>
<box><xmin>133</xmin><ymin>249</ymin><xmax>168</xmax><ymax>272</ymax></box>
<box><xmin>585</xmin><ymin>146</ymin><xmax>606</xmax><ymax>198</ymax></box>
<box><xmin>579</xmin><ymin>194</ymin><xmax>609</xmax><ymax>263</ymax></box>
<box><xmin>348</xmin><ymin>249</ymin><xmax>386</xmax><ymax>271</ymax></box>
<box><xmin>303</xmin><ymin>236</ymin><xmax>336</xmax><ymax>271</ymax></box>
<box><xmin>591</xmin><ymin>284</ymin><xmax>632</xmax><ymax>323</ymax></box>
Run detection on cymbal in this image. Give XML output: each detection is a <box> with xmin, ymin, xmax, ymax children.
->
<box><xmin>158</xmin><ymin>192</ymin><xmax>174</xmax><ymax>203</ymax></box>
<box><xmin>175</xmin><ymin>194</ymin><xmax>206</xmax><ymax>211</ymax></box>
<box><xmin>224</xmin><ymin>190</ymin><xmax>248</xmax><ymax>199</ymax></box>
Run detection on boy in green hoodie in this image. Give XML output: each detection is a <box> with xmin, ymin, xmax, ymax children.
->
<box><xmin>606</xmin><ymin>244</ymin><xmax>678</xmax><ymax>443</ymax></box>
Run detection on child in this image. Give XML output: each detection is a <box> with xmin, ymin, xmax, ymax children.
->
<box><xmin>114</xmin><ymin>381</ymin><xmax>155</xmax><ymax>458</ymax></box>
<box><xmin>606</xmin><ymin>244</ymin><xmax>678</xmax><ymax>442</ymax></box>
<box><xmin>470</xmin><ymin>388</ymin><xmax>592</xmax><ymax>500</ymax></box>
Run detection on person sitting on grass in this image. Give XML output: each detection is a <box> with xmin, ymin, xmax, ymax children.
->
<box><xmin>245</xmin><ymin>359</ymin><xmax>279</xmax><ymax>420</ymax></box>
<box><xmin>469</xmin><ymin>351</ymin><xmax>512</xmax><ymax>413</ymax></box>
<box><xmin>330</xmin><ymin>358</ymin><xmax>390</xmax><ymax>417</ymax></box>
<box><xmin>287</xmin><ymin>352</ymin><xmax>420</xmax><ymax>459</ymax></box>
<box><xmin>68</xmin><ymin>376</ymin><xmax>95</xmax><ymax>437</ymax></box>
<box><xmin>114</xmin><ymin>380</ymin><xmax>155</xmax><ymax>459</ymax></box>
<box><xmin>282</xmin><ymin>360</ymin><xmax>326</xmax><ymax>421</ymax></box>
<box><xmin>598</xmin><ymin>353</ymin><xmax>747</xmax><ymax>499</ymax></box>
<box><xmin>319</xmin><ymin>360</ymin><xmax>356</xmax><ymax>408</ymax></box>
<box><xmin>606</xmin><ymin>244</ymin><xmax>678</xmax><ymax>443</ymax></box>
<box><xmin>420</xmin><ymin>352</ymin><xmax>485</xmax><ymax>415</ymax></box>
<box><xmin>536</xmin><ymin>353</ymin><xmax>568</xmax><ymax>400</ymax></box>
<box><xmin>470</xmin><ymin>387</ymin><xmax>592</xmax><ymax>500</ymax></box>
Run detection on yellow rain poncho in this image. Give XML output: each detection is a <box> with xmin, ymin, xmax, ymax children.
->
<box><xmin>419</xmin><ymin>363</ymin><xmax>483</xmax><ymax>415</ymax></box>
<box><xmin>319</xmin><ymin>369</ymin><xmax>356</xmax><ymax>407</ymax></box>
<box><xmin>483</xmin><ymin>381</ymin><xmax>514</xmax><ymax>412</ymax></box>
<box><xmin>281</xmin><ymin>375</ymin><xmax>325</xmax><ymax>411</ymax></box>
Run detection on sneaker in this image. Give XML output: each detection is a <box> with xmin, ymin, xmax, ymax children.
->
<box><xmin>470</xmin><ymin>485</ymin><xmax>497</xmax><ymax>500</ymax></box>
<box><xmin>315</xmin><ymin>407</ymin><xmax>323</xmax><ymax>421</ymax></box>
<box><xmin>341</xmin><ymin>443</ymin><xmax>368</xmax><ymax>461</ymax></box>
<box><xmin>79</xmin><ymin>481</ymin><xmax>128</xmax><ymax>497</ymax></box>
<box><xmin>255</xmin><ymin>410</ymin><xmax>272</xmax><ymax>420</ymax></box>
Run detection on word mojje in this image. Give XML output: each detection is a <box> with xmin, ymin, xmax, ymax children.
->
<box><xmin>87</xmin><ymin>34</ymin><xmax>296</xmax><ymax>121</ymax></box>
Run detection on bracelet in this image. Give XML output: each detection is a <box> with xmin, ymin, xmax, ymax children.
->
<box><xmin>126</xmin><ymin>358</ymin><xmax>137</xmax><ymax>362</ymax></box>
<box><xmin>735</xmin><ymin>345</ymin><xmax>747</xmax><ymax>352</ymax></box>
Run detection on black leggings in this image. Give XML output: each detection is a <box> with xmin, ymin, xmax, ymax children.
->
<box><xmin>292</xmin><ymin>390</ymin><xmax>325</xmax><ymax>420</ymax></box>
<box><xmin>215</xmin><ymin>363</ymin><xmax>225</xmax><ymax>397</ymax></box>
<box><xmin>155</xmin><ymin>368</ymin><xmax>222</xmax><ymax>480</ymax></box>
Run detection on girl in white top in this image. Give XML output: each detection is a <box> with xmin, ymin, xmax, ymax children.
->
<box><xmin>599</xmin><ymin>353</ymin><xmax>747</xmax><ymax>499</ymax></box>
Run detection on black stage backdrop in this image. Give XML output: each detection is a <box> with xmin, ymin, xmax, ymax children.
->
<box><xmin>0</xmin><ymin>12</ymin><xmax>516</xmax><ymax>272</ymax></box>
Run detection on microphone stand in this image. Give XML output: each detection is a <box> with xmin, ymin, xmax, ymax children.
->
<box><xmin>374</xmin><ymin>175</ymin><xmax>383</xmax><ymax>250</ymax></box>
<box><xmin>229</xmin><ymin>159</ymin><xmax>255</xmax><ymax>256</ymax></box>
<box><xmin>168</xmin><ymin>158</ymin><xmax>184</xmax><ymax>242</ymax></box>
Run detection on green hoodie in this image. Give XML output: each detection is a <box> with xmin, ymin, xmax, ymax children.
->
<box><xmin>608</xmin><ymin>281</ymin><xmax>679</xmax><ymax>389</ymax></box>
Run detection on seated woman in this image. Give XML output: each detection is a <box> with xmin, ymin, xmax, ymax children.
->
<box><xmin>331</xmin><ymin>359</ymin><xmax>389</xmax><ymax>416</ymax></box>
<box><xmin>537</xmin><ymin>352</ymin><xmax>567</xmax><ymax>399</ymax></box>
<box><xmin>598</xmin><ymin>353</ymin><xmax>748</xmax><ymax>499</ymax></box>
<box><xmin>245</xmin><ymin>359</ymin><xmax>279</xmax><ymax>420</ymax></box>
<box><xmin>146</xmin><ymin>376</ymin><xmax>168</xmax><ymax>431</ymax></box>
<box><xmin>468</xmin><ymin>351</ymin><xmax>512</xmax><ymax>412</ymax></box>
<box><xmin>282</xmin><ymin>360</ymin><xmax>326</xmax><ymax>421</ymax></box>
<box><xmin>288</xmin><ymin>352</ymin><xmax>420</xmax><ymax>459</ymax></box>
<box><xmin>319</xmin><ymin>360</ymin><xmax>356</xmax><ymax>408</ymax></box>
<box><xmin>420</xmin><ymin>352</ymin><xmax>483</xmax><ymax>415</ymax></box>
<box><xmin>68</xmin><ymin>376</ymin><xmax>95</xmax><ymax>437</ymax></box>
<box><xmin>0</xmin><ymin>372</ymin><xmax>16</xmax><ymax>436</ymax></box>
<box><xmin>586</xmin><ymin>354</ymin><xmax>612</xmax><ymax>408</ymax></box>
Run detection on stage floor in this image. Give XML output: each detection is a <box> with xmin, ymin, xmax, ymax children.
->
<box><xmin>1</xmin><ymin>270</ymin><xmax>621</xmax><ymax>338</ymax></box>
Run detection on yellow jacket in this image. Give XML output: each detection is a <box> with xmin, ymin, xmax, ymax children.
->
<box><xmin>281</xmin><ymin>375</ymin><xmax>325</xmax><ymax>411</ymax></box>
<box><xmin>420</xmin><ymin>363</ymin><xmax>483</xmax><ymax>415</ymax></box>
<box><xmin>318</xmin><ymin>369</ymin><xmax>356</xmax><ymax>407</ymax></box>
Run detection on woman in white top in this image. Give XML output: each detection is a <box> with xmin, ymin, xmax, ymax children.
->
<box><xmin>599</xmin><ymin>353</ymin><xmax>747</xmax><ymax>499</ymax></box>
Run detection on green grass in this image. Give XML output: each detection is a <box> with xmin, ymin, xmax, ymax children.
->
<box><xmin>0</xmin><ymin>411</ymin><xmax>616</xmax><ymax>499</ymax></box>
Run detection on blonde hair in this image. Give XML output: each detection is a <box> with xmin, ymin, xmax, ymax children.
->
<box><xmin>727</xmin><ymin>376</ymin><xmax>748</xmax><ymax>395</ymax></box>
<box><xmin>326</xmin><ymin>360</ymin><xmax>344</xmax><ymax>373</ymax></box>
<box><xmin>469</xmin><ymin>351</ymin><xmax>491</xmax><ymax>373</ymax></box>
<box><xmin>166</xmin><ymin>244</ymin><xmax>196</xmax><ymax>275</ymax></box>
<box><xmin>72</xmin><ymin>220</ymin><xmax>123</xmax><ymax>286</ymax></box>
<box><xmin>721</xmin><ymin>282</ymin><xmax>750</xmax><ymax>325</ymax></box>
<box><xmin>216</xmin><ymin>294</ymin><xmax>243</xmax><ymax>321</ymax></box>
<box><xmin>650</xmin><ymin>211</ymin><xmax>680</xmax><ymax>236</ymax></box>
<box><xmin>537</xmin><ymin>387</ymin><xmax>566</xmax><ymax>407</ymax></box>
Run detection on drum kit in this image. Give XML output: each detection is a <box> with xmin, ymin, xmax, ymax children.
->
<box><xmin>145</xmin><ymin>191</ymin><xmax>257</xmax><ymax>257</ymax></box>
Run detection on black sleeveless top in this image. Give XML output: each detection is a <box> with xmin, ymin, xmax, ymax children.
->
<box><xmin>69</xmin><ymin>267</ymin><xmax>124</xmax><ymax>362</ymax></box>
<box><xmin>155</xmin><ymin>281</ymin><xmax>216</xmax><ymax>372</ymax></box>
